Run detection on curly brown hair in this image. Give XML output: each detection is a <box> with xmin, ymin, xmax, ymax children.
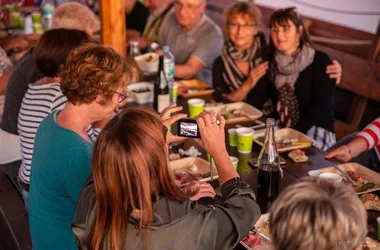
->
<box><xmin>59</xmin><ymin>43</ymin><xmax>132</xmax><ymax>105</ymax></box>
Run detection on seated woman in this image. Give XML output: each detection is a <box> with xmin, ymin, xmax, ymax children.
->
<box><xmin>267</xmin><ymin>8</ymin><xmax>336</xmax><ymax>150</ymax></box>
<box><xmin>213</xmin><ymin>2</ymin><xmax>341</xmax><ymax>118</ymax></box>
<box><xmin>17</xmin><ymin>28</ymin><xmax>90</xmax><ymax>210</ymax></box>
<box><xmin>72</xmin><ymin>108</ymin><xmax>261</xmax><ymax>250</ymax></box>
<box><xmin>326</xmin><ymin>116</ymin><xmax>380</xmax><ymax>173</ymax></box>
<box><xmin>269</xmin><ymin>179</ymin><xmax>367</xmax><ymax>250</ymax></box>
<box><xmin>28</xmin><ymin>43</ymin><xmax>132</xmax><ymax>250</ymax></box>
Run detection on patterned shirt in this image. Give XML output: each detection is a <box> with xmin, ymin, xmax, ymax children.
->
<box><xmin>356</xmin><ymin>117</ymin><xmax>380</xmax><ymax>161</ymax></box>
<box><xmin>0</xmin><ymin>46</ymin><xmax>12</xmax><ymax>74</ymax></box>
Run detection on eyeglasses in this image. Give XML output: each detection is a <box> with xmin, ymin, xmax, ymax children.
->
<box><xmin>174</xmin><ymin>1</ymin><xmax>203</xmax><ymax>11</ymax></box>
<box><xmin>114</xmin><ymin>91</ymin><xmax>128</xmax><ymax>104</ymax></box>
<box><xmin>228</xmin><ymin>23</ymin><xmax>257</xmax><ymax>30</ymax></box>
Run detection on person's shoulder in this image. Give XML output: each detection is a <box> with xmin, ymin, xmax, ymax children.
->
<box><xmin>313</xmin><ymin>50</ymin><xmax>332</xmax><ymax>65</ymax></box>
<box><xmin>203</xmin><ymin>14</ymin><xmax>223</xmax><ymax>37</ymax></box>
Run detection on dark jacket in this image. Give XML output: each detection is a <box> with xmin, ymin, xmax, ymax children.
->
<box><xmin>72</xmin><ymin>177</ymin><xmax>261</xmax><ymax>250</ymax></box>
<box><xmin>213</xmin><ymin>49</ymin><xmax>335</xmax><ymax>133</ymax></box>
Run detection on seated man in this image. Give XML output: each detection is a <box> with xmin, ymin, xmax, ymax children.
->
<box><xmin>160</xmin><ymin>0</ymin><xmax>223</xmax><ymax>85</ymax></box>
<box><xmin>269</xmin><ymin>179</ymin><xmax>367</xmax><ymax>250</ymax></box>
<box><xmin>139</xmin><ymin>0</ymin><xmax>174</xmax><ymax>47</ymax></box>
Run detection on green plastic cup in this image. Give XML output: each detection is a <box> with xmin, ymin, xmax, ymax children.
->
<box><xmin>377</xmin><ymin>217</ymin><xmax>380</xmax><ymax>240</ymax></box>
<box><xmin>33</xmin><ymin>23</ymin><xmax>43</xmax><ymax>34</ymax></box>
<box><xmin>11</xmin><ymin>12</ymin><xmax>20</xmax><ymax>27</ymax></box>
<box><xmin>236</xmin><ymin>127</ymin><xmax>254</xmax><ymax>154</ymax></box>
<box><xmin>228</xmin><ymin>128</ymin><xmax>237</xmax><ymax>147</ymax></box>
<box><xmin>18</xmin><ymin>16</ymin><xmax>25</xmax><ymax>29</ymax></box>
<box><xmin>187</xmin><ymin>98</ymin><xmax>205</xmax><ymax>118</ymax></box>
<box><xmin>230</xmin><ymin>156</ymin><xmax>239</xmax><ymax>170</ymax></box>
<box><xmin>31</xmin><ymin>12</ymin><xmax>41</xmax><ymax>24</ymax></box>
<box><xmin>172</xmin><ymin>83</ymin><xmax>178</xmax><ymax>103</ymax></box>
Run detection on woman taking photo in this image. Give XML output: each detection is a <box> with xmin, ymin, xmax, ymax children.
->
<box><xmin>73</xmin><ymin>108</ymin><xmax>261</xmax><ymax>250</ymax></box>
<box><xmin>213</xmin><ymin>2</ymin><xmax>341</xmax><ymax>115</ymax></box>
<box><xmin>267</xmin><ymin>8</ymin><xmax>336</xmax><ymax>150</ymax></box>
<box><xmin>29</xmin><ymin>43</ymin><xmax>132</xmax><ymax>250</ymax></box>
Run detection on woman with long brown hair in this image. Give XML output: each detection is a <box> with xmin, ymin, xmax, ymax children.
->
<box><xmin>73</xmin><ymin>107</ymin><xmax>260</xmax><ymax>250</ymax></box>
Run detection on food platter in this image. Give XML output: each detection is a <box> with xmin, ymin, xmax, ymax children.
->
<box><xmin>241</xmin><ymin>213</ymin><xmax>271</xmax><ymax>250</ymax></box>
<box><xmin>176</xmin><ymin>79</ymin><xmax>215</xmax><ymax>98</ymax></box>
<box><xmin>169</xmin><ymin>157</ymin><xmax>218</xmax><ymax>183</ymax></box>
<box><xmin>319</xmin><ymin>162</ymin><xmax>380</xmax><ymax>195</ymax></box>
<box><xmin>253</xmin><ymin>128</ymin><xmax>316</xmax><ymax>153</ymax></box>
<box><xmin>204</xmin><ymin>102</ymin><xmax>263</xmax><ymax>124</ymax></box>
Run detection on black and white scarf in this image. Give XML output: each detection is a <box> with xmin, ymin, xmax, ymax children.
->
<box><xmin>270</xmin><ymin>43</ymin><xmax>315</xmax><ymax>127</ymax></box>
<box><xmin>221</xmin><ymin>36</ymin><xmax>263</xmax><ymax>92</ymax></box>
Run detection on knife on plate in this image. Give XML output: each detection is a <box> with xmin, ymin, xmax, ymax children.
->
<box><xmin>332</xmin><ymin>164</ymin><xmax>357</xmax><ymax>186</ymax></box>
<box><xmin>276</xmin><ymin>141</ymin><xmax>313</xmax><ymax>147</ymax></box>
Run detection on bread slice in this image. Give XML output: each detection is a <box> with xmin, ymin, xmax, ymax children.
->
<box><xmin>288</xmin><ymin>149</ymin><xmax>308</xmax><ymax>163</ymax></box>
<box><xmin>361</xmin><ymin>194</ymin><xmax>380</xmax><ymax>211</ymax></box>
<box><xmin>365</xmin><ymin>237</ymin><xmax>380</xmax><ymax>250</ymax></box>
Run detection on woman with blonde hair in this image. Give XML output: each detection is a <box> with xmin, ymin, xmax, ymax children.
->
<box><xmin>29</xmin><ymin>43</ymin><xmax>132</xmax><ymax>250</ymax></box>
<box><xmin>269</xmin><ymin>179</ymin><xmax>367</xmax><ymax>250</ymax></box>
<box><xmin>73</xmin><ymin>108</ymin><xmax>261</xmax><ymax>250</ymax></box>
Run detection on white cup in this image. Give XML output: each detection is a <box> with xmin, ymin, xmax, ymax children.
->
<box><xmin>308</xmin><ymin>170</ymin><xmax>322</xmax><ymax>180</ymax></box>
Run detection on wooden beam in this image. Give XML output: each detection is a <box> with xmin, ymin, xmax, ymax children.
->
<box><xmin>99</xmin><ymin>0</ymin><xmax>126</xmax><ymax>58</ymax></box>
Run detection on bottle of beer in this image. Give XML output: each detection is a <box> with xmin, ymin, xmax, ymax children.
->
<box><xmin>154</xmin><ymin>55</ymin><xmax>170</xmax><ymax>113</ymax></box>
<box><xmin>257</xmin><ymin>118</ymin><xmax>283</xmax><ymax>199</ymax></box>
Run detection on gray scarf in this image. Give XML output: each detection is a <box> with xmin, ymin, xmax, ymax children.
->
<box><xmin>270</xmin><ymin>43</ymin><xmax>315</xmax><ymax>128</ymax></box>
<box><xmin>271</xmin><ymin>43</ymin><xmax>315</xmax><ymax>90</ymax></box>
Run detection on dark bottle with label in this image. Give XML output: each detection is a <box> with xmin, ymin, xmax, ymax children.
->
<box><xmin>153</xmin><ymin>55</ymin><xmax>170</xmax><ymax>113</ymax></box>
<box><xmin>257</xmin><ymin>118</ymin><xmax>283</xmax><ymax>199</ymax></box>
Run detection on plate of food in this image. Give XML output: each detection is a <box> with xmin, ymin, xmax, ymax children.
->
<box><xmin>253</xmin><ymin>128</ymin><xmax>316</xmax><ymax>153</ymax></box>
<box><xmin>204</xmin><ymin>102</ymin><xmax>263</xmax><ymax>124</ymax></box>
<box><xmin>134</xmin><ymin>53</ymin><xmax>159</xmax><ymax>73</ymax></box>
<box><xmin>169</xmin><ymin>157</ymin><xmax>218</xmax><ymax>183</ymax></box>
<box><xmin>241</xmin><ymin>213</ymin><xmax>271</xmax><ymax>250</ymax></box>
<box><xmin>176</xmin><ymin>79</ymin><xmax>215</xmax><ymax>98</ymax></box>
<box><xmin>319</xmin><ymin>163</ymin><xmax>380</xmax><ymax>194</ymax></box>
<box><xmin>126</xmin><ymin>82</ymin><xmax>153</xmax><ymax>104</ymax></box>
<box><xmin>361</xmin><ymin>193</ymin><xmax>380</xmax><ymax>211</ymax></box>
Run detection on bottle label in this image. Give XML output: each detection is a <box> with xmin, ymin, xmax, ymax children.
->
<box><xmin>157</xmin><ymin>94</ymin><xmax>170</xmax><ymax>113</ymax></box>
<box><xmin>164</xmin><ymin>63</ymin><xmax>174</xmax><ymax>77</ymax></box>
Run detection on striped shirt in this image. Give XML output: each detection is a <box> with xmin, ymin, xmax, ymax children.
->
<box><xmin>356</xmin><ymin>117</ymin><xmax>380</xmax><ymax>162</ymax></box>
<box><xmin>18</xmin><ymin>83</ymin><xmax>100</xmax><ymax>184</ymax></box>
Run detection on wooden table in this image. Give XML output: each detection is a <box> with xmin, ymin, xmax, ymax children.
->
<box><xmin>124</xmin><ymin>93</ymin><xmax>380</xmax><ymax>247</ymax></box>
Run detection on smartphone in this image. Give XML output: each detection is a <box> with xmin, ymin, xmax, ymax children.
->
<box><xmin>177</xmin><ymin>118</ymin><xmax>200</xmax><ymax>138</ymax></box>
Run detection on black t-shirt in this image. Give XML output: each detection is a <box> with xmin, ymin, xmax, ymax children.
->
<box><xmin>1</xmin><ymin>49</ymin><xmax>44</xmax><ymax>135</ymax></box>
<box><xmin>126</xmin><ymin>1</ymin><xmax>150</xmax><ymax>34</ymax></box>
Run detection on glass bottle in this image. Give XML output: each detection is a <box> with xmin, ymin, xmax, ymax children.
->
<box><xmin>128</xmin><ymin>41</ymin><xmax>141</xmax><ymax>58</ymax></box>
<box><xmin>153</xmin><ymin>56</ymin><xmax>170</xmax><ymax>113</ymax></box>
<box><xmin>257</xmin><ymin>118</ymin><xmax>283</xmax><ymax>199</ymax></box>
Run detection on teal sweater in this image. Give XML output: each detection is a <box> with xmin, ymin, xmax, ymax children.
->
<box><xmin>29</xmin><ymin>111</ymin><xmax>93</xmax><ymax>250</ymax></box>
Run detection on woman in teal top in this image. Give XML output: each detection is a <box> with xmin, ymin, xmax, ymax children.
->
<box><xmin>29</xmin><ymin>43</ymin><xmax>132</xmax><ymax>250</ymax></box>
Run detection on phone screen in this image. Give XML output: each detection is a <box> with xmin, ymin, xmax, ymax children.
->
<box><xmin>177</xmin><ymin>119</ymin><xmax>200</xmax><ymax>138</ymax></box>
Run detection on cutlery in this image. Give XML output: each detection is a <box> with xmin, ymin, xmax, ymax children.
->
<box><xmin>210</xmin><ymin>156</ymin><xmax>214</xmax><ymax>182</ymax></box>
<box><xmin>185</xmin><ymin>171</ymin><xmax>199</xmax><ymax>182</ymax></box>
<box><xmin>276</xmin><ymin>141</ymin><xmax>313</xmax><ymax>147</ymax></box>
<box><xmin>332</xmin><ymin>164</ymin><xmax>357</xmax><ymax>186</ymax></box>
<box><xmin>251</xmin><ymin>228</ymin><xmax>272</xmax><ymax>243</ymax></box>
